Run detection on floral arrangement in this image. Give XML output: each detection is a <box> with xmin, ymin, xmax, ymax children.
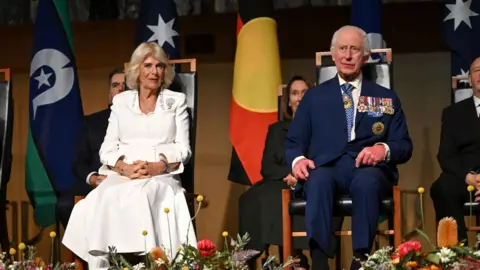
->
<box><xmin>360</xmin><ymin>186</ymin><xmax>480</xmax><ymax>270</ymax></box>
<box><xmin>0</xmin><ymin>233</ymin><xmax>76</xmax><ymax>270</ymax></box>
<box><xmin>1</xmin><ymin>194</ymin><xmax>296</xmax><ymax>270</ymax></box>
<box><xmin>107</xmin><ymin>231</ymin><xmax>297</xmax><ymax>270</ymax></box>
<box><xmin>106</xmin><ymin>195</ymin><xmax>298</xmax><ymax>270</ymax></box>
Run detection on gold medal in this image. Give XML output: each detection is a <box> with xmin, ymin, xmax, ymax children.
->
<box><xmin>372</xmin><ymin>122</ymin><xmax>385</xmax><ymax>135</ymax></box>
<box><xmin>343</xmin><ymin>95</ymin><xmax>352</xmax><ymax>109</ymax></box>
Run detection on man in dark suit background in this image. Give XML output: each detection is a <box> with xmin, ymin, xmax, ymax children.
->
<box><xmin>56</xmin><ymin>68</ymin><xmax>125</xmax><ymax>227</ymax></box>
<box><xmin>285</xmin><ymin>25</ymin><xmax>413</xmax><ymax>270</ymax></box>
<box><xmin>431</xmin><ymin>56</ymin><xmax>480</xmax><ymax>244</ymax></box>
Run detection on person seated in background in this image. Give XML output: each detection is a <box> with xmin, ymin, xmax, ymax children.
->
<box><xmin>285</xmin><ymin>25</ymin><xmax>413</xmax><ymax>270</ymax></box>
<box><xmin>430</xmin><ymin>56</ymin><xmax>480</xmax><ymax>244</ymax></box>
<box><xmin>62</xmin><ymin>42</ymin><xmax>197</xmax><ymax>269</ymax></box>
<box><xmin>56</xmin><ymin>68</ymin><xmax>125</xmax><ymax>228</ymax></box>
<box><xmin>239</xmin><ymin>76</ymin><xmax>311</xmax><ymax>270</ymax></box>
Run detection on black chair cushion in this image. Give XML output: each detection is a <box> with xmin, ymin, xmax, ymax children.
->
<box><xmin>316</xmin><ymin>63</ymin><xmax>392</xmax><ymax>90</ymax></box>
<box><xmin>289</xmin><ymin>196</ymin><xmax>394</xmax><ymax>216</ymax></box>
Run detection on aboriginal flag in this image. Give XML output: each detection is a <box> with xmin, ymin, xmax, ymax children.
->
<box><xmin>227</xmin><ymin>0</ymin><xmax>282</xmax><ymax>185</ymax></box>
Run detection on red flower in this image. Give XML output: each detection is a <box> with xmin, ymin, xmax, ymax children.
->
<box><xmin>398</xmin><ymin>241</ymin><xmax>422</xmax><ymax>258</ymax></box>
<box><xmin>197</xmin><ymin>239</ymin><xmax>216</xmax><ymax>257</ymax></box>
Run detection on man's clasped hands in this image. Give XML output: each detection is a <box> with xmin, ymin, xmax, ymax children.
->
<box><xmin>465</xmin><ymin>172</ymin><xmax>480</xmax><ymax>201</ymax></box>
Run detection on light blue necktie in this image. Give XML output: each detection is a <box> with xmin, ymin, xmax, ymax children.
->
<box><xmin>341</xmin><ymin>83</ymin><xmax>354</xmax><ymax>141</ymax></box>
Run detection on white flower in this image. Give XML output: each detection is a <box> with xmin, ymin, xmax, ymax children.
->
<box><xmin>132</xmin><ymin>262</ymin><xmax>145</xmax><ymax>270</ymax></box>
<box><xmin>155</xmin><ymin>258</ymin><xmax>166</xmax><ymax>266</ymax></box>
<box><xmin>474</xmin><ymin>250</ymin><xmax>480</xmax><ymax>258</ymax></box>
<box><xmin>436</xmin><ymin>247</ymin><xmax>456</xmax><ymax>263</ymax></box>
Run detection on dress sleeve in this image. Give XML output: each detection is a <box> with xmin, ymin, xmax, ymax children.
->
<box><xmin>99</xmin><ymin>101</ymin><xmax>124</xmax><ymax>167</ymax></box>
<box><xmin>160</xmin><ymin>93</ymin><xmax>192</xmax><ymax>174</ymax></box>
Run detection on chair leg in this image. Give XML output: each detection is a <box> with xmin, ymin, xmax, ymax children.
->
<box><xmin>282</xmin><ymin>189</ymin><xmax>293</xmax><ymax>269</ymax></box>
<box><xmin>393</xmin><ymin>186</ymin><xmax>402</xmax><ymax>247</ymax></box>
<box><xmin>388</xmin><ymin>217</ymin><xmax>394</xmax><ymax>246</ymax></box>
<box><xmin>335</xmin><ymin>241</ymin><xmax>342</xmax><ymax>270</ymax></box>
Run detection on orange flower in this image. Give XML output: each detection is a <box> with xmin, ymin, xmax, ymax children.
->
<box><xmin>405</xmin><ymin>261</ymin><xmax>418</xmax><ymax>268</ymax></box>
<box><xmin>419</xmin><ymin>266</ymin><xmax>442</xmax><ymax>270</ymax></box>
<box><xmin>437</xmin><ymin>217</ymin><xmax>458</xmax><ymax>248</ymax></box>
<box><xmin>33</xmin><ymin>257</ymin><xmax>46</xmax><ymax>268</ymax></box>
<box><xmin>151</xmin><ymin>247</ymin><xmax>168</xmax><ymax>263</ymax></box>
<box><xmin>390</xmin><ymin>254</ymin><xmax>400</xmax><ymax>265</ymax></box>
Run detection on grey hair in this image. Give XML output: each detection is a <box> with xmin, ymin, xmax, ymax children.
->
<box><xmin>330</xmin><ymin>25</ymin><xmax>371</xmax><ymax>56</ymax></box>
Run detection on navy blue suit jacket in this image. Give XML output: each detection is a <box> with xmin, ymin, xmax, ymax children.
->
<box><xmin>285</xmin><ymin>76</ymin><xmax>413</xmax><ymax>183</ymax></box>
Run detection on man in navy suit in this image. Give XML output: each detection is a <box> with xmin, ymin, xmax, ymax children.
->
<box><xmin>56</xmin><ymin>68</ymin><xmax>125</xmax><ymax>227</ymax></box>
<box><xmin>285</xmin><ymin>25</ymin><xmax>413</xmax><ymax>270</ymax></box>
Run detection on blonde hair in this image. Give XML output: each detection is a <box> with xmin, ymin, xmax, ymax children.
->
<box><xmin>126</xmin><ymin>42</ymin><xmax>175</xmax><ymax>90</ymax></box>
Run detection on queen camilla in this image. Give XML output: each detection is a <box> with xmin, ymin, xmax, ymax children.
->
<box><xmin>62</xmin><ymin>42</ymin><xmax>197</xmax><ymax>269</ymax></box>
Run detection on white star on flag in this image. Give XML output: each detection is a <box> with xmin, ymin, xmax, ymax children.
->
<box><xmin>444</xmin><ymin>0</ymin><xmax>479</xmax><ymax>30</ymax></box>
<box><xmin>146</xmin><ymin>14</ymin><xmax>179</xmax><ymax>48</ymax></box>
<box><xmin>457</xmin><ymin>69</ymin><xmax>470</xmax><ymax>85</ymax></box>
<box><xmin>34</xmin><ymin>68</ymin><xmax>52</xmax><ymax>89</ymax></box>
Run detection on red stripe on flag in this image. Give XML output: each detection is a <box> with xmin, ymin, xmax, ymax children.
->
<box><xmin>236</xmin><ymin>13</ymin><xmax>243</xmax><ymax>37</ymax></box>
<box><xmin>229</xmin><ymin>98</ymin><xmax>277</xmax><ymax>184</ymax></box>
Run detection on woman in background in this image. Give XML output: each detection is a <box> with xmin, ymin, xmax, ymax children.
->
<box><xmin>63</xmin><ymin>42</ymin><xmax>196</xmax><ymax>269</ymax></box>
<box><xmin>239</xmin><ymin>76</ymin><xmax>311</xmax><ymax>269</ymax></box>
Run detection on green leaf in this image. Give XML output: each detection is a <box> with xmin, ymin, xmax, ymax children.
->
<box><xmin>399</xmin><ymin>250</ymin><xmax>415</xmax><ymax>268</ymax></box>
<box><xmin>425</xmin><ymin>253</ymin><xmax>440</xmax><ymax>265</ymax></box>
<box><xmin>414</xmin><ymin>228</ymin><xmax>436</xmax><ymax>249</ymax></box>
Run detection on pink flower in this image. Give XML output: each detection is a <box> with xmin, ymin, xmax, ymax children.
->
<box><xmin>398</xmin><ymin>241</ymin><xmax>422</xmax><ymax>258</ymax></box>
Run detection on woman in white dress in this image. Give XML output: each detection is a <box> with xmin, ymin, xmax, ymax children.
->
<box><xmin>62</xmin><ymin>42</ymin><xmax>197</xmax><ymax>269</ymax></box>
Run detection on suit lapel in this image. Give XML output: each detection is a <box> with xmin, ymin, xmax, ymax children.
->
<box><xmin>354</xmin><ymin>79</ymin><xmax>374</xmax><ymax>128</ymax></box>
<box><xmin>464</xmin><ymin>97</ymin><xmax>480</xmax><ymax>130</ymax></box>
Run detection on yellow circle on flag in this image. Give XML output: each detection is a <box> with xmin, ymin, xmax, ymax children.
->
<box><xmin>232</xmin><ymin>17</ymin><xmax>282</xmax><ymax>113</ymax></box>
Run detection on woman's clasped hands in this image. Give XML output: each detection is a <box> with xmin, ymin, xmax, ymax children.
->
<box><xmin>121</xmin><ymin>160</ymin><xmax>151</xmax><ymax>179</ymax></box>
<box><xmin>118</xmin><ymin>157</ymin><xmax>182</xmax><ymax>180</ymax></box>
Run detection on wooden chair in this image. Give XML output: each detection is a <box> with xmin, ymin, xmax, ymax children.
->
<box><xmin>281</xmin><ymin>49</ymin><xmax>402</xmax><ymax>269</ymax></box>
<box><xmin>281</xmin><ymin>188</ymin><xmax>401</xmax><ymax>269</ymax></box>
<box><xmin>66</xmin><ymin>59</ymin><xmax>203</xmax><ymax>269</ymax></box>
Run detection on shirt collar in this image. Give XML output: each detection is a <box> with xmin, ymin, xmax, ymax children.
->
<box><xmin>474</xmin><ymin>95</ymin><xmax>480</xmax><ymax>108</ymax></box>
<box><xmin>338</xmin><ymin>73</ymin><xmax>362</xmax><ymax>91</ymax></box>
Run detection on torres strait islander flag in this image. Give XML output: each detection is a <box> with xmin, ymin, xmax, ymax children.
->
<box><xmin>228</xmin><ymin>0</ymin><xmax>282</xmax><ymax>185</ymax></box>
<box><xmin>26</xmin><ymin>0</ymin><xmax>83</xmax><ymax>227</ymax></box>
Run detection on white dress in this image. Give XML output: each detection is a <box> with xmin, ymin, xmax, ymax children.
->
<box><xmin>62</xmin><ymin>90</ymin><xmax>197</xmax><ymax>269</ymax></box>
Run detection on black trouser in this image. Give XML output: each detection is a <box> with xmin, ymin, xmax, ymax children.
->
<box><xmin>430</xmin><ymin>172</ymin><xmax>470</xmax><ymax>243</ymax></box>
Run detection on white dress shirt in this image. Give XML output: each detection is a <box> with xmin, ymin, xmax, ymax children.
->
<box><xmin>292</xmin><ymin>74</ymin><xmax>390</xmax><ymax>170</ymax></box>
<box><xmin>86</xmin><ymin>171</ymin><xmax>97</xmax><ymax>185</ymax></box>
<box><xmin>474</xmin><ymin>95</ymin><xmax>480</xmax><ymax>116</ymax></box>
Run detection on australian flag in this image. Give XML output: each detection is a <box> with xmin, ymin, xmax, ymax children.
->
<box><xmin>443</xmin><ymin>0</ymin><xmax>480</xmax><ymax>103</ymax></box>
<box><xmin>135</xmin><ymin>0</ymin><xmax>180</xmax><ymax>60</ymax></box>
<box><xmin>351</xmin><ymin>0</ymin><xmax>386</xmax><ymax>62</ymax></box>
